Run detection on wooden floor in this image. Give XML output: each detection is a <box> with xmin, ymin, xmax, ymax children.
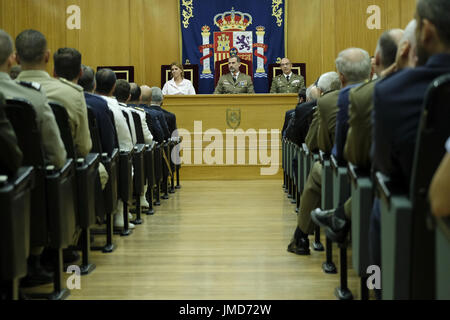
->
<box><xmin>28</xmin><ymin>180</ymin><xmax>362</xmax><ymax>300</ymax></box>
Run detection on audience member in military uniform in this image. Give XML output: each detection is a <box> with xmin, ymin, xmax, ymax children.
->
<box><xmin>128</xmin><ymin>83</ymin><xmax>142</xmax><ymax>106</ymax></box>
<box><xmin>214</xmin><ymin>55</ymin><xmax>255</xmax><ymax>94</ymax></box>
<box><xmin>304</xmin><ymin>72</ymin><xmax>341</xmax><ymax>154</ymax></box>
<box><xmin>114</xmin><ymin>79</ymin><xmax>153</xmax><ymax>211</ymax></box>
<box><xmin>0</xmin><ymin>91</ymin><xmax>23</xmax><ymax>176</ymax></box>
<box><xmin>370</xmin><ymin>0</ymin><xmax>450</xmax><ymax>297</ymax></box>
<box><xmin>0</xmin><ymin>29</ymin><xmax>67</xmax><ymax>286</ymax></box>
<box><xmin>288</xmin><ymin>48</ymin><xmax>371</xmax><ymax>256</ymax></box>
<box><xmin>429</xmin><ymin>137</ymin><xmax>450</xmax><ymax>217</ymax></box>
<box><xmin>9</xmin><ymin>64</ymin><xmax>21</xmax><ymax>80</ymax></box>
<box><xmin>114</xmin><ymin>79</ymin><xmax>137</xmax><ymax>145</ymax></box>
<box><xmin>125</xmin><ymin>84</ymin><xmax>153</xmax><ymax>145</ymax></box>
<box><xmin>78</xmin><ymin>65</ymin><xmax>117</xmax><ymax>156</ymax></box>
<box><xmin>270</xmin><ymin>57</ymin><xmax>305</xmax><ymax>94</ymax></box>
<box><xmin>94</xmin><ymin>68</ymin><xmax>136</xmax><ymax>229</ymax></box>
<box><xmin>311</xmin><ymin>29</ymin><xmax>405</xmax><ymax>245</ymax></box>
<box><xmin>138</xmin><ymin>86</ymin><xmax>165</xmax><ymax>144</ymax></box>
<box><xmin>15</xmin><ymin>33</ymin><xmax>92</xmax><ymax>158</ymax></box>
<box><xmin>0</xmin><ymin>29</ymin><xmax>66</xmax><ymax>170</ymax></box>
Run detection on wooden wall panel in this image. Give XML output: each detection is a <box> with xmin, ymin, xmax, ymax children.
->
<box><xmin>0</xmin><ymin>0</ymin><xmax>417</xmax><ymax>90</ymax></box>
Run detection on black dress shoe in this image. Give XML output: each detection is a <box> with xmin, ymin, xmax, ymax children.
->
<box><xmin>20</xmin><ymin>255</ymin><xmax>54</xmax><ymax>288</ymax></box>
<box><xmin>287</xmin><ymin>237</ymin><xmax>310</xmax><ymax>255</ymax></box>
<box><xmin>325</xmin><ymin>217</ymin><xmax>350</xmax><ymax>243</ymax></box>
<box><xmin>311</xmin><ymin>208</ymin><xmax>336</xmax><ymax>228</ymax></box>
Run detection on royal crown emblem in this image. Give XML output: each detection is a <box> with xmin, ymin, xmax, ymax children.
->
<box><xmin>214</xmin><ymin>7</ymin><xmax>252</xmax><ymax>31</ymax></box>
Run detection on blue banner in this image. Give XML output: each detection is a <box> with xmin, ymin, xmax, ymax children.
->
<box><xmin>180</xmin><ymin>0</ymin><xmax>286</xmax><ymax>94</ymax></box>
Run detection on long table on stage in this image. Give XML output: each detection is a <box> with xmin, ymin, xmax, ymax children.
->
<box><xmin>164</xmin><ymin>94</ymin><xmax>298</xmax><ymax>180</ymax></box>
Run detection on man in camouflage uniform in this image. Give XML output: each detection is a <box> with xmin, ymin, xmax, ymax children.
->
<box><xmin>214</xmin><ymin>55</ymin><xmax>254</xmax><ymax>94</ymax></box>
<box><xmin>270</xmin><ymin>58</ymin><xmax>305</xmax><ymax>94</ymax></box>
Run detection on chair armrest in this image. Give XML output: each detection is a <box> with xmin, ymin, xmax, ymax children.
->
<box><xmin>330</xmin><ymin>154</ymin><xmax>339</xmax><ymax>172</ymax></box>
<box><xmin>319</xmin><ymin>150</ymin><xmax>330</xmax><ymax>164</ymax></box>
<box><xmin>375</xmin><ymin>171</ymin><xmax>391</xmax><ymax>206</ymax></box>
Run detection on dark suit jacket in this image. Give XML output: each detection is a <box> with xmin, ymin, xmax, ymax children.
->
<box><xmin>332</xmin><ymin>83</ymin><xmax>361</xmax><ymax>166</ymax></box>
<box><xmin>0</xmin><ymin>91</ymin><xmax>23</xmax><ymax>176</ymax></box>
<box><xmin>282</xmin><ymin>109</ymin><xmax>295</xmax><ymax>138</ymax></box>
<box><xmin>147</xmin><ymin>105</ymin><xmax>171</xmax><ymax>141</ymax></box>
<box><xmin>136</xmin><ymin>104</ymin><xmax>165</xmax><ymax>143</ymax></box>
<box><xmin>84</xmin><ymin>92</ymin><xmax>117</xmax><ymax>155</ymax></box>
<box><xmin>372</xmin><ymin>53</ymin><xmax>450</xmax><ymax>190</ymax></box>
<box><xmin>151</xmin><ymin>105</ymin><xmax>177</xmax><ymax>136</ymax></box>
<box><xmin>286</xmin><ymin>100</ymin><xmax>317</xmax><ymax>146</ymax></box>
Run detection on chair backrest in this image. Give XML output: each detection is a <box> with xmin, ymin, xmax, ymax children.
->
<box><xmin>86</xmin><ymin>106</ymin><xmax>103</xmax><ymax>154</ymax></box>
<box><xmin>214</xmin><ymin>57</ymin><xmax>253</xmax><ymax>87</ymax></box>
<box><xmin>4</xmin><ymin>99</ymin><xmax>46</xmax><ymax>167</ymax></box>
<box><xmin>49</xmin><ymin>102</ymin><xmax>76</xmax><ymax>159</ymax></box>
<box><xmin>4</xmin><ymin>99</ymin><xmax>48</xmax><ymax>246</ymax></box>
<box><xmin>131</xmin><ymin>111</ymin><xmax>145</xmax><ymax>144</ymax></box>
<box><xmin>407</xmin><ymin>73</ymin><xmax>450</xmax><ymax>299</ymax></box>
<box><xmin>268</xmin><ymin>63</ymin><xmax>307</xmax><ymax>86</ymax></box>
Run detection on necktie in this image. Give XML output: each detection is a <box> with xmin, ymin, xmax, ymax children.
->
<box><xmin>233</xmin><ymin>75</ymin><xmax>237</xmax><ymax>83</ymax></box>
<box><xmin>286</xmin><ymin>76</ymin><xmax>290</xmax><ymax>82</ymax></box>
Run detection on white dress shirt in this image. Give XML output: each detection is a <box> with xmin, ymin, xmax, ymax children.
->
<box><xmin>102</xmin><ymin>96</ymin><xmax>133</xmax><ymax>152</ymax></box>
<box><xmin>162</xmin><ymin>78</ymin><xmax>196</xmax><ymax>95</ymax></box>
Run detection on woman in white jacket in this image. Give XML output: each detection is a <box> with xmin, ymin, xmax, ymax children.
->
<box><xmin>162</xmin><ymin>62</ymin><xmax>196</xmax><ymax>95</ymax></box>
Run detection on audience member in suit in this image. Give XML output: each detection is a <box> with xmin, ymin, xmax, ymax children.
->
<box><xmin>214</xmin><ymin>55</ymin><xmax>255</xmax><ymax>94</ymax></box>
<box><xmin>288</xmin><ymin>48</ymin><xmax>371</xmax><ymax>256</ymax></box>
<box><xmin>78</xmin><ymin>65</ymin><xmax>117</xmax><ymax>156</ymax></box>
<box><xmin>125</xmin><ymin>84</ymin><xmax>153</xmax><ymax>145</ymax></box>
<box><xmin>270</xmin><ymin>57</ymin><xmax>306</xmax><ymax>94</ymax></box>
<box><xmin>139</xmin><ymin>85</ymin><xmax>166</xmax><ymax>144</ymax></box>
<box><xmin>0</xmin><ymin>29</ymin><xmax>66</xmax><ymax>170</ymax></box>
<box><xmin>369</xmin><ymin>0</ymin><xmax>450</xmax><ymax>299</ymax></box>
<box><xmin>94</xmin><ymin>68</ymin><xmax>136</xmax><ymax>229</ymax></box>
<box><xmin>429</xmin><ymin>137</ymin><xmax>450</xmax><ymax>217</ymax></box>
<box><xmin>312</xmin><ymin>29</ymin><xmax>405</xmax><ymax>245</ymax></box>
<box><xmin>15</xmin><ymin>33</ymin><xmax>92</xmax><ymax>158</ymax></box>
<box><xmin>143</xmin><ymin>87</ymin><xmax>171</xmax><ymax>141</ymax></box>
<box><xmin>149</xmin><ymin>86</ymin><xmax>177</xmax><ymax>137</ymax></box>
<box><xmin>0</xmin><ymin>91</ymin><xmax>23</xmax><ymax>176</ymax></box>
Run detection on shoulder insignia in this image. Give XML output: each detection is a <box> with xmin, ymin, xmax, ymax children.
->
<box><xmin>59</xmin><ymin>77</ymin><xmax>83</xmax><ymax>91</ymax></box>
<box><xmin>18</xmin><ymin>81</ymin><xmax>41</xmax><ymax>91</ymax></box>
<box><xmin>135</xmin><ymin>107</ymin><xmax>145</xmax><ymax>112</ymax></box>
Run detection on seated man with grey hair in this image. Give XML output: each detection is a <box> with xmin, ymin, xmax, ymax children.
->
<box><xmin>288</xmin><ymin>48</ymin><xmax>372</xmax><ymax>256</ymax></box>
<box><xmin>144</xmin><ymin>87</ymin><xmax>171</xmax><ymax>141</ymax></box>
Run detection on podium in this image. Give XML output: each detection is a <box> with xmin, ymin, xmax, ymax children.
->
<box><xmin>163</xmin><ymin>94</ymin><xmax>298</xmax><ymax>180</ymax></box>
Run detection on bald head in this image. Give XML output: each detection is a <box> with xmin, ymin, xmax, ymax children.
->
<box><xmin>373</xmin><ymin>29</ymin><xmax>404</xmax><ymax>76</ymax></box>
<box><xmin>335</xmin><ymin>48</ymin><xmax>371</xmax><ymax>87</ymax></box>
<box><xmin>140</xmin><ymin>85</ymin><xmax>152</xmax><ymax>104</ymax></box>
<box><xmin>396</xmin><ymin>20</ymin><xmax>418</xmax><ymax>70</ymax></box>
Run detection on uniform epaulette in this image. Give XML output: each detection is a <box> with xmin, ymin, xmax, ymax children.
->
<box><xmin>135</xmin><ymin>107</ymin><xmax>145</xmax><ymax>112</ymax></box>
<box><xmin>18</xmin><ymin>80</ymin><xmax>41</xmax><ymax>91</ymax></box>
<box><xmin>59</xmin><ymin>77</ymin><xmax>83</xmax><ymax>92</ymax></box>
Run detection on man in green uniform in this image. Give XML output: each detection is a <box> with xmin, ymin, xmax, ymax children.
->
<box><xmin>270</xmin><ymin>58</ymin><xmax>305</xmax><ymax>94</ymax></box>
<box><xmin>15</xmin><ymin>30</ymin><xmax>92</xmax><ymax>158</ymax></box>
<box><xmin>214</xmin><ymin>55</ymin><xmax>255</xmax><ymax>94</ymax></box>
<box><xmin>0</xmin><ymin>29</ymin><xmax>68</xmax><ymax>286</ymax></box>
